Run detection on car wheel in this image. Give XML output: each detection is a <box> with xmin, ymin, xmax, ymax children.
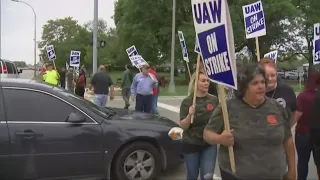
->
<box><xmin>113</xmin><ymin>142</ymin><xmax>162</xmax><ymax>180</ymax></box>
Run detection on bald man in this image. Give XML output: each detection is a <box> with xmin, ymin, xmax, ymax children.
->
<box><xmin>90</xmin><ymin>65</ymin><xmax>115</xmax><ymax>107</ymax></box>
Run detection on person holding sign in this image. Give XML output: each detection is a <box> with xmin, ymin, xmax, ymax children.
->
<box><xmin>203</xmin><ymin>65</ymin><xmax>296</xmax><ymax>180</ymax></box>
<box><xmin>43</xmin><ymin>63</ymin><xmax>59</xmax><ymax>86</ymax></box>
<box><xmin>131</xmin><ymin>64</ymin><xmax>158</xmax><ymax>113</ymax></box>
<box><xmin>179</xmin><ymin>72</ymin><xmax>219</xmax><ymax>180</ymax></box>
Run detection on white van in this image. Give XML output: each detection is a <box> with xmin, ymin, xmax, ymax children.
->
<box><xmin>0</xmin><ymin>59</ymin><xmax>22</xmax><ymax>79</ymax></box>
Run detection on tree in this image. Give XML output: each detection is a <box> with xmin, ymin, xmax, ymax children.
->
<box><xmin>114</xmin><ymin>0</ymin><xmax>301</xmax><ymax>72</ymax></box>
<box><xmin>82</xmin><ymin>19</ymin><xmax>120</xmax><ymax>67</ymax></box>
<box><xmin>38</xmin><ymin>17</ymin><xmax>90</xmax><ymax>69</ymax></box>
<box><xmin>289</xmin><ymin>0</ymin><xmax>320</xmax><ymax>72</ymax></box>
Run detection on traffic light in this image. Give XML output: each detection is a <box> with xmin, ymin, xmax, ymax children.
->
<box><xmin>100</xmin><ymin>40</ymin><xmax>105</xmax><ymax>48</ymax></box>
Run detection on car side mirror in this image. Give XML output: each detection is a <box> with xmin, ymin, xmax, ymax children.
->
<box><xmin>19</xmin><ymin>69</ymin><xmax>22</xmax><ymax>73</ymax></box>
<box><xmin>66</xmin><ymin>112</ymin><xmax>86</xmax><ymax>123</ymax></box>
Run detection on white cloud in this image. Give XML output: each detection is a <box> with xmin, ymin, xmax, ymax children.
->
<box><xmin>1</xmin><ymin>0</ymin><xmax>115</xmax><ymax>64</ymax></box>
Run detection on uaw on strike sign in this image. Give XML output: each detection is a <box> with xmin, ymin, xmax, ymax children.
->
<box><xmin>70</xmin><ymin>51</ymin><xmax>81</xmax><ymax>67</ymax></box>
<box><xmin>242</xmin><ymin>1</ymin><xmax>266</xmax><ymax>39</ymax></box>
<box><xmin>191</xmin><ymin>0</ymin><xmax>237</xmax><ymax>89</ymax></box>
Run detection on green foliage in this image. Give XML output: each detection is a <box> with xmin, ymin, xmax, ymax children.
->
<box><xmin>38</xmin><ymin>17</ymin><xmax>118</xmax><ymax>71</ymax></box>
<box><xmin>38</xmin><ymin>0</ymin><xmax>320</xmax><ymax>75</ymax></box>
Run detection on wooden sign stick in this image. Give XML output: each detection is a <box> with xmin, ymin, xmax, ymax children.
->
<box><xmin>52</xmin><ymin>60</ymin><xmax>57</xmax><ymax>70</ymax></box>
<box><xmin>186</xmin><ymin>62</ymin><xmax>192</xmax><ymax>79</ymax></box>
<box><xmin>255</xmin><ymin>37</ymin><xmax>261</xmax><ymax>62</ymax></box>
<box><xmin>217</xmin><ymin>84</ymin><xmax>236</xmax><ymax>173</ymax></box>
<box><xmin>190</xmin><ymin>54</ymin><xmax>201</xmax><ymax>124</ymax></box>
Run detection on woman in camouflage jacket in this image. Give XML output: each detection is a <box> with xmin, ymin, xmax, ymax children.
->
<box><xmin>180</xmin><ymin>72</ymin><xmax>219</xmax><ymax>180</ymax></box>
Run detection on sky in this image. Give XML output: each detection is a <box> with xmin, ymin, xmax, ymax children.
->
<box><xmin>1</xmin><ymin>0</ymin><xmax>115</xmax><ymax>65</ymax></box>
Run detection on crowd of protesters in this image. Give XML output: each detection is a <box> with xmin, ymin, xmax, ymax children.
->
<box><xmin>40</xmin><ymin>58</ymin><xmax>320</xmax><ymax>180</ymax></box>
<box><xmin>182</xmin><ymin>58</ymin><xmax>319</xmax><ymax>180</ymax></box>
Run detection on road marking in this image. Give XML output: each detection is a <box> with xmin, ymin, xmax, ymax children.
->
<box><xmin>157</xmin><ymin>102</ymin><xmax>180</xmax><ymax>113</ymax></box>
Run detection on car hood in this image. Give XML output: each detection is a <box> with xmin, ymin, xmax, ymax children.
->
<box><xmin>109</xmin><ymin>107</ymin><xmax>179</xmax><ymax>126</ymax></box>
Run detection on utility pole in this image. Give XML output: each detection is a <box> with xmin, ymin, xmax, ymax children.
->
<box><xmin>92</xmin><ymin>0</ymin><xmax>98</xmax><ymax>74</ymax></box>
<box><xmin>0</xmin><ymin>0</ymin><xmax>2</xmax><ymax>61</ymax></box>
<box><xmin>11</xmin><ymin>0</ymin><xmax>37</xmax><ymax>77</ymax></box>
<box><xmin>168</xmin><ymin>0</ymin><xmax>176</xmax><ymax>93</ymax></box>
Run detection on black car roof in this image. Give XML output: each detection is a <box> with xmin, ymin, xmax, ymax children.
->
<box><xmin>0</xmin><ymin>78</ymin><xmax>56</xmax><ymax>92</ymax></box>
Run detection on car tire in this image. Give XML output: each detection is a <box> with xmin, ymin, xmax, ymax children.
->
<box><xmin>113</xmin><ymin>142</ymin><xmax>162</xmax><ymax>180</ymax></box>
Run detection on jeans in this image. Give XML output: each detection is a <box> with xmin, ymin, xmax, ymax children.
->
<box><xmin>93</xmin><ymin>94</ymin><xmax>108</xmax><ymax>107</ymax></box>
<box><xmin>152</xmin><ymin>95</ymin><xmax>159</xmax><ymax>114</ymax></box>
<box><xmin>183</xmin><ymin>145</ymin><xmax>217</xmax><ymax>180</ymax></box>
<box><xmin>310</xmin><ymin>129</ymin><xmax>320</xmax><ymax>178</ymax></box>
<box><xmin>295</xmin><ymin>133</ymin><xmax>317</xmax><ymax>180</ymax></box>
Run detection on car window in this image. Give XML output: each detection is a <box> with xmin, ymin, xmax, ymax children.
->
<box><xmin>3</xmin><ymin>89</ymin><xmax>89</xmax><ymax>122</ymax></box>
<box><xmin>57</xmin><ymin>89</ymin><xmax>112</xmax><ymax>119</ymax></box>
<box><xmin>5</xmin><ymin>62</ymin><xmax>14</xmax><ymax>74</ymax></box>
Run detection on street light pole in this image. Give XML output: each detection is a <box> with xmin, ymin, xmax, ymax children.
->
<box><xmin>92</xmin><ymin>0</ymin><xmax>98</xmax><ymax>75</ymax></box>
<box><xmin>168</xmin><ymin>0</ymin><xmax>176</xmax><ymax>93</ymax></box>
<box><xmin>0</xmin><ymin>0</ymin><xmax>2</xmax><ymax>61</ymax></box>
<box><xmin>11</xmin><ymin>0</ymin><xmax>37</xmax><ymax>77</ymax></box>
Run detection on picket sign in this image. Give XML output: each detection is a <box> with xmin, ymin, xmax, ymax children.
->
<box><xmin>126</xmin><ymin>45</ymin><xmax>142</xmax><ymax>72</ymax></box>
<box><xmin>70</xmin><ymin>51</ymin><xmax>81</xmax><ymax>67</ymax></box>
<box><xmin>191</xmin><ymin>0</ymin><xmax>236</xmax><ymax>173</ymax></box>
<box><xmin>178</xmin><ymin>31</ymin><xmax>192</xmax><ymax>78</ymax></box>
<box><xmin>46</xmin><ymin>45</ymin><xmax>57</xmax><ymax>69</ymax></box>
<box><xmin>129</xmin><ymin>55</ymin><xmax>148</xmax><ymax>72</ymax></box>
<box><xmin>242</xmin><ymin>1</ymin><xmax>267</xmax><ymax>62</ymax></box>
<box><xmin>313</xmin><ymin>23</ymin><xmax>320</xmax><ymax>64</ymax></box>
<box><xmin>264</xmin><ymin>50</ymin><xmax>278</xmax><ymax>63</ymax></box>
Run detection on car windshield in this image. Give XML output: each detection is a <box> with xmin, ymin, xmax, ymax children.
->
<box><xmin>56</xmin><ymin>88</ymin><xmax>115</xmax><ymax>119</ymax></box>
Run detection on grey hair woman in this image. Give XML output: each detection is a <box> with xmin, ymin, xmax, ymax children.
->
<box><xmin>203</xmin><ymin>64</ymin><xmax>296</xmax><ymax>180</ymax></box>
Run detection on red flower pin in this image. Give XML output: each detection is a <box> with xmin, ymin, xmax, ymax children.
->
<box><xmin>207</xmin><ymin>104</ymin><xmax>214</xmax><ymax>111</ymax></box>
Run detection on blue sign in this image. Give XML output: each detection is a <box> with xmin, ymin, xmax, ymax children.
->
<box><xmin>126</xmin><ymin>45</ymin><xmax>139</xmax><ymax>57</ymax></box>
<box><xmin>46</xmin><ymin>45</ymin><xmax>56</xmax><ymax>61</ymax></box>
<box><xmin>314</xmin><ymin>39</ymin><xmax>320</xmax><ymax>64</ymax></box>
<box><xmin>191</xmin><ymin>0</ymin><xmax>237</xmax><ymax>89</ymax></box>
<box><xmin>178</xmin><ymin>31</ymin><xmax>189</xmax><ymax>62</ymax></box>
<box><xmin>242</xmin><ymin>1</ymin><xmax>266</xmax><ymax>39</ymax></box>
<box><xmin>130</xmin><ymin>55</ymin><xmax>147</xmax><ymax>68</ymax></box>
<box><xmin>264</xmin><ymin>50</ymin><xmax>278</xmax><ymax>63</ymax></box>
<box><xmin>70</xmin><ymin>51</ymin><xmax>81</xmax><ymax>67</ymax></box>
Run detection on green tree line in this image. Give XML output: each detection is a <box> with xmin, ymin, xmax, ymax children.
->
<box><xmin>38</xmin><ymin>0</ymin><xmax>320</xmax><ymax>75</ymax></box>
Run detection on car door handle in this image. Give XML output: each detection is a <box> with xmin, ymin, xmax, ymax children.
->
<box><xmin>15</xmin><ymin>130</ymin><xmax>43</xmax><ymax>138</ymax></box>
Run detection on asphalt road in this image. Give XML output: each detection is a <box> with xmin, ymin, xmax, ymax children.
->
<box><xmin>19</xmin><ymin>69</ymin><xmax>36</xmax><ymax>79</ymax></box>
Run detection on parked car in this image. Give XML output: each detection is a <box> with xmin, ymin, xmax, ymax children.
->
<box><xmin>285</xmin><ymin>71</ymin><xmax>299</xmax><ymax>80</ymax></box>
<box><xmin>0</xmin><ymin>79</ymin><xmax>183</xmax><ymax>180</ymax></box>
<box><xmin>0</xmin><ymin>59</ymin><xmax>22</xmax><ymax>78</ymax></box>
<box><xmin>277</xmin><ymin>71</ymin><xmax>285</xmax><ymax>79</ymax></box>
